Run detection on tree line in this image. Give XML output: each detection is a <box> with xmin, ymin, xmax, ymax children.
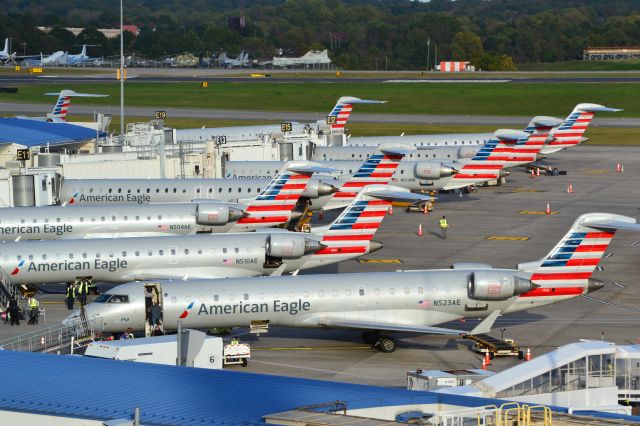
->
<box><xmin>0</xmin><ymin>0</ymin><xmax>638</xmax><ymax>69</ymax></box>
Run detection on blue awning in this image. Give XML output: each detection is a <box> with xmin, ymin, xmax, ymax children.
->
<box><xmin>0</xmin><ymin>118</ymin><xmax>97</xmax><ymax>147</ymax></box>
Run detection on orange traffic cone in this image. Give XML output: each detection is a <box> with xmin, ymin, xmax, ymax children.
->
<box><xmin>536</xmin><ymin>167</ymin><xmax>540</xmax><ymax>177</ymax></box>
<box><xmin>388</xmin><ymin>205</ymin><xmax>393</xmax><ymax>215</ymax></box>
<box><xmin>616</xmin><ymin>163</ymin><xmax>621</xmax><ymax>173</ymax></box>
<box><xmin>417</xmin><ymin>224</ymin><xmax>423</xmax><ymax>236</ymax></box>
<box><xmin>423</xmin><ymin>203</ymin><xmax>428</xmax><ymax>215</ymax></box>
<box><xmin>485</xmin><ymin>351</ymin><xmax>492</xmax><ymax>366</ymax></box>
<box><xmin>569</xmin><ymin>184</ymin><xmax>573</xmax><ymax>193</ymax></box>
<box><xmin>530</xmin><ymin>169</ymin><xmax>534</xmax><ymax>179</ymax></box>
<box><xmin>545</xmin><ymin>203</ymin><xmax>551</xmax><ymax>215</ymax></box>
<box><xmin>481</xmin><ymin>358</ymin><xmax>487</xmax><ymax>370</ymax></box>
<box><xmin>525</xmin><ymin>347</ymin><xmax>531</xmax><ymax>361</ymax></box>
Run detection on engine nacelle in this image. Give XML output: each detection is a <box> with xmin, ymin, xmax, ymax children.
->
<box><xmin>301</xmin><ymin>179</ymin><xmax>339</xmax><ymax>198</ymax></box>
<box><xmin>457</xmin><ymin>147</ymin><xmax>478</xmax><ymax>159</ymax></box>
<box><xmin>266</xmin><ymin>234</ymin><xmax>324</xmax><ymax>259</ymax></box>
<box><xmin>414</xmin><ymin>161</ymin><xmax>456</xmax><ymax>179</ymax></box>
<box><xmin>195</xmin><ymin>203</ymin><xmax>245</xmax><ymax>226</ymax></box>
<box><xmin>467</xmin><ymin>271</ymin><xmax>535</xmax><ymax>301</ymax></box>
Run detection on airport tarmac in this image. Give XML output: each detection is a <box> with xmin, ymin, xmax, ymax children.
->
<box><xmin>0</xmin><ymin>144</ymin><xmax>638</xmax><ymax>388</ymax></box>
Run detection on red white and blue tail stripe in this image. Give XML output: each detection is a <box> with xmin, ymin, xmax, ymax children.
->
<box><xmin>314</xmin><ymin>185</ymin><xmax>430</xmax><ymax>256</ymax></box>
<box><xmin>325</xmin><ymin>146</ymin><xmax>407</xmax><ymax>210</ymax></box>
<box><xmin>325</xmin><ymin>96</ymin><xmax>386</xmax><ymax>131</ymax></box>
<box><xmin>546</xmin><ymin>103</ymin><xmax>621</xmax><ymax>152</ymax></box>
<box><xmin>237</xmin><ymin>161</ymin><xmax>332</xmax><ymax>227</ymax></box>
<box><xmin>50</xmin><ymin>95</ymin><xmax>71</xmax><ymax>121</ymax></box>
<box><xmin>517</xmin><ymin>213</ymin><xmax>640</xmax><ymax>299</ymax></box>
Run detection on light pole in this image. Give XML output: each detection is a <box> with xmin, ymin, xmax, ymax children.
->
<box><xmin>120</xmin><ymin>0</ymin><xmax>125</xmax><ymax>144</ymax></box>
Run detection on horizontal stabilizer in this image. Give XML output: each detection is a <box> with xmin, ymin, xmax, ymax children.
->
<box><xmin>531</xmin><ymin>116</ymin><xmax>563</xmax><ymax>128</ymax></box>
<box><xmin>365</xmin><ymin>188</ymin><xmax>434</xmax><ymax>204</ymax></box>
<box><xmin>378</xmin><ymin>143</ymin><xmax>417</xmax><ymax>156</ymax></box>
<box><xmin>285</xmin><ymin>161</ymin><xmax>336</xmax><ymax>175</ymax></box>
<box><xmin>576</xmin><ymin>103</ymin><xmax>622</xmax><ymax>113</ymax></box>
<box><xmin>495</xmin><ymin>129</ymin><xmax>530</xmax><ymax>141</ymax></box>
<box><xmin>45</xmin><ymin>90</ymin><xmax>108</xmax><ymax>98</ymax></box>
<box><xmin>337</xmin><ymin>96</ymin><xmax>386</xmax><ymax>105</ymax></box>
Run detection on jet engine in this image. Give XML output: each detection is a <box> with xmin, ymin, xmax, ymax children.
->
<box><xmin>301</xmin><ymin>179</ymin><xmax>339</xmax><ymax>198</ymax></box>
<box><xmin>414</xmin><ymin>161</ymin><xmax>457</xmax><ymax>179</ymax></box>
<box><xmin>467</xmin><ymin>271</ymin><xmax>536</xmax><ymax>301</ymax></box>
<box><xmin>266</xmin><ymin>234</ymin><xmax>324</xmax><ymax>259</ymax></box>
<box><xmin>195</xmin><ymin>203</ymin><xmax>246</xmax><ymax>225</ymax></box>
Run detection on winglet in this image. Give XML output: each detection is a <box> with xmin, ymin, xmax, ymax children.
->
<box><xmin>469</xmin><ymin>310</ymin><xmax>501</xmax><ymax>335</ymax></box>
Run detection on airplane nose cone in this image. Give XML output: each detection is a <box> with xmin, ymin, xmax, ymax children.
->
<box><xmin>587</xmin><ymin>278</ymin><xmax>604</xmax><ymax>293</ymax></box>
<box><xmin>498</xmin><ymin>169</ymin><xmax>511</xmax><ymax>178</ymax></box>
<box><xmin>369</xmin><ymin>240</ymin><xmax>383</xmax><ymax>253</ymax></box>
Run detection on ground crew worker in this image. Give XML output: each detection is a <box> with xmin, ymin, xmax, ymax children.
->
<box><xmin>27</xmin><ymin>296</ymin><xmax>39</xmax><ymax>325</ymax></box>
<box><xmin>8</xmin><ymin>297</ymin><xmax>19</xmax><ymax>326</ymax></box>
<box><xmin>77</xmin><ymin>280</ymin><xmax>88</xmax><ymax>306</ymax></box>
<box><xmin>439</xmin><ymin>216</ymin><xmax>449</xmax><ymax>239</ymax></box>
<box><xmin>65</xmin><ymin>283</ymin><xmax>75</xmax><ymax>310</ymax></box>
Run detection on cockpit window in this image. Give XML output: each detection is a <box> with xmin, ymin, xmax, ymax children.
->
<box><xmin>95</xmin><ymin>294</ymin><xmax>129</xmax><ymax>303</ymax></box>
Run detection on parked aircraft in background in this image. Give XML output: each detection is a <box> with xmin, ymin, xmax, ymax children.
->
<box><xmin>7</xmin><ymin>186</ymin><xmax>429</xmax><ymax>286</ymax></box>
<box><xmin>0</xmin><ymin>38</ymin><xmax>15</xmax><ymax>62</ymax></box>
<box><xmin>81</xmin><ymin>213</ymin><xmax>640</xmax><ymax>352</ymax></box>
<box><xmin>218</xmin><ymin>50</ymin><xmax>250</xmax><ymax>67</ymax></box>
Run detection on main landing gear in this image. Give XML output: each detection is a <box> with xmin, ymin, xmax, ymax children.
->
<box><xmin>362</xmin><ymin>331</ymin><xmax>397</xmax><ymax>353</ymax></box>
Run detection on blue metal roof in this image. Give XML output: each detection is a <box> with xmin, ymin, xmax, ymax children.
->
<box><xmin>0</xmin><ymin>350</ymin><xmax>638</xmax><ymax>425</ymax></box>
<box><xmin>0</xmin><ymin>118</ymin><xmax>97</xmax><ymax>147</ymax></box>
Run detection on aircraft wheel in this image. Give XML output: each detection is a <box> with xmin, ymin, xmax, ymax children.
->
<box><xmin>241</xmin><ymin>358</ymin><xmax>248</xmax><ymax>367</ymax></box>
<box><xmin>361</xmin><ymin>331</ymin><xmax>379</xmax><ymax>345</ymax></box>
<box><xmin>377</xmin><ymin>337</ymin><xmax>397</xmax><ymax>353</ymax></box>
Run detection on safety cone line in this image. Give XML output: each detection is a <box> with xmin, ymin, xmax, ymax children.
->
<box><xmin>545</xmin><ymin>203</ymin><xmax>551</xmax><ymax>215</ymax></box>
<box><xmin>417</xmin><ymin>224</ymin><xmax>423</xmax><ymax>237</ymax></box>
<box><xmin>388</xmin><ymin>205</ymin><xmax>393</xmax><ymax>215</ymax></box>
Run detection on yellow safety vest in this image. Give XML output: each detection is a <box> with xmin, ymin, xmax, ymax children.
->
<box><xmin>439</xmin><ymin>219</ymin><xmax>448</xmax><ymax>228</ymax></box>
<box><xmin>28</xmin><ymin>298</ymin><xmax>39</xmax><ymax>309</ymax></box>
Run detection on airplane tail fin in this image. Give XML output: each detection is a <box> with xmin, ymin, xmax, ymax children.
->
<box><xmin>325</xmin><ymin>96</ymin><xmax>386</xmax><ymax>131</ymax></box>
<box><xmin>314</xmin><ymin>185</ymin><xmax>431</xmax><ymax>254</ymax></box>
<box><xmin>444</xmin><ymin>129</ymin><xmax>530</xmax><ymax>190</ymax></box>
<box><xmin>44</xmin><ymin>89</ymin><xmax>108</xmax><ymax>122</ymax></box>
<box><xmin>549</xmin><ymin>103</ymin><xmax>622</xmax><ymax>150</ymax></box>
<box><xmin>324</xmin><ymin>144</ymin><xmax>410</xmax><ymax>210</ymax></box>
<box><xmin>237</xmin><ymin>161</ymin><xmax>334</xmax><ymax>226</ymax></box>
<box><xmin>518</xmin><ymin>213</ymin><xmax>640</xmax><ymax>296</ymax></box>
<box><xmin>1</xmin><ymin>38</ymin><xmax>8</xmax><ymax>55</ymax></box>
<box><xmin>81</xmin><ymin>44</ymin><xmax>87</xmax><ymax>57</ymax></box>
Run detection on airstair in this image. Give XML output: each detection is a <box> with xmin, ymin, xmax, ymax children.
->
<box><xmin>0</xmin><ymin>265</ymin><xmax>28</xmax><ymax>312</ymax></box>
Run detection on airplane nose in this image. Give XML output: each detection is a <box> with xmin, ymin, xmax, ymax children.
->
<box><xmin>587</xmin><ymin>278</ymin><xmax>604</xmax><ymax>293</ymax></box>
<box><xmin>369</xmin><ymin>240</ymin><xmax>383</xmax><ymax>253</ymax></box>
<box><xmin>62</xmin><ymin>310</ymin><xmax>81</xmax><ymax>326</ymax></box>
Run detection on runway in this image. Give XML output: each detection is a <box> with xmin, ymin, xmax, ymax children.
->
<box><xmin>0</xmin><ymin>101</ymin><xmax>638</xmax><ymax>127</ymax></box>
<box><xmin>4</xmin><ymin>145</ymin><xmax>639</xmax><ymax>387</ymax></box>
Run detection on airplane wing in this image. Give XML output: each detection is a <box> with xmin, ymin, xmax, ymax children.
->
<box><xmin>315</xmin><ymin>310</ymin><xmax>501</xmax><ymax>336</ymax></box>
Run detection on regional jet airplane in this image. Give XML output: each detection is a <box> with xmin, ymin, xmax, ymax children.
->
<box><xmin>322</xmin><ymin>103</ymin><xmax>620</xmax><ymax>158</ymax></box>
<box><xmin>81</xmin><ymin>213</ymin><xmax>640</xmax><ymax>352</ymax></box>
<box><xmin>15</xmin><ymin>90</ymin><xmax>108</xmax><ymax>123</ymax></box>
<box><xmin>0</xmin><ymin>161</ymin><xmax>336</xmax><ymax>240</ymax></box>
<box><xmin>175</xmin><ymin>96</ymin><xmax>385</xmax><ymax>143</ymax></box>
<box><xmin>3</xmin><ymin>186</ymin><xmax>429</xmax><ymax>285</ymax></box>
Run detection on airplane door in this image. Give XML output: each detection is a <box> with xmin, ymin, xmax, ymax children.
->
<box><xmin>357</xmin><ymin>285</ymin><xmax>367</xmax><ymax>307</ymax></box>
<box><xmin>144</xmin><ymin>283</ymin><xmax>163</xmax><ymax>337</ymax></box>
<box><xmin>169</xmin><ymin>246</ymin><xmax>178</xmax><ymax>265</ymax></box>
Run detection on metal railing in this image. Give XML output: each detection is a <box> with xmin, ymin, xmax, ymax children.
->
<box><xmin>0</xmin><ymin>315</ymin><xmax>103</xmax><ymax>353</ymax></box>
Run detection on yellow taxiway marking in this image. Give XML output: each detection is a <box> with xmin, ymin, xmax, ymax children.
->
<box><xmin>519</xmin><ymin>210</ymin><xmax>559</xmax><ymax>215</ymax></box>
<box><xmin>253</xmin><ymin>345</ymin><xmax>372</xmax><ymax>351</ymax></box>
<box><xmin>577</xmin><ymin>168</ymin><xmax>610</xmax><ymax>175</ymax></box>
<box><xmin>485</xmin><ymin>236</ymin><xmax>530</xmax><ymax>241</ymax></box>
<box><xmin>512</xmin><ymin>188</ymin><xmax>544</xmax><ymax>193</ymax></box>
<box><xmin>357</xmin><ymin>259</ymin><xmax>403</xmax><ymax>264</ymax></box>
